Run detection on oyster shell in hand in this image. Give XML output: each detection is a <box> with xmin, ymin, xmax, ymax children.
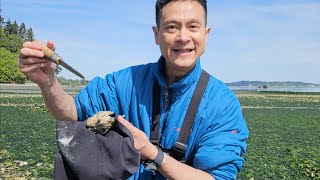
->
<box><xmin>86</xmin><ymin>111</ymin><xmax>116</xmax><ymax>135</ymax></box>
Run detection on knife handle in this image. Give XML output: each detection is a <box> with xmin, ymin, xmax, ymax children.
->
<box><xmin>42</xmin><ymin>46</ymin><xmax>62</xmax><ymax>65</ymax></box>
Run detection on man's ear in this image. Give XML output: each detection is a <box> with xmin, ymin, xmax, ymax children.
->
<box><xmin>205</xmin><ymin>27</ymin><xmax>211</xmax><ymax>44</ymax></box>
<box><xmin>152</xmin><ymin>26</ymin><xmax>160</xmax><ymax>45</ymax></box>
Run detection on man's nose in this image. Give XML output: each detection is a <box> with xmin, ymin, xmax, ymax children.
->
<box><xmin>176</xmin><ymin>28</ymin><xmax>191</xmax><ymax>42</ymax></box>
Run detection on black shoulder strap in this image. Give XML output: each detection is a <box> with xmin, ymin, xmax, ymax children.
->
<box><xmin>150</xmin><ymin>70</ymin><xmax>210</xmax><ymax>162</ymax></box>
<box><xmin>176</xmin><ymin>70</ymin><xmax>210</xmax><ymax>145</ymax></box>
<box><xmin>172</xmin><ymin>70</ymin><xmax>210</xmax><ymax>163</ymax></box>
<box><xmin>150</xmin><ymin>80</ymin><xmax>161</xmax><ymax>145</ymax></box>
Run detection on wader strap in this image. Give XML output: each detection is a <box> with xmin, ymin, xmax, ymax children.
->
<box><xmin>150</xmin><ymin>80</ymin><xmax>161</xmax><ymax>145</ymax></box>
<box><xmin>176</xmin><ymin>70</ymin><xmax>210</xmax><ymax>146</ymax></box>
<box><xmin>150</xmin><ymin>70</ymin><xmax>210</xmax><ymax>163</ymax></box>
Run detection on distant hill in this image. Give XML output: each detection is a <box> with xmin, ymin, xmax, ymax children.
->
<box><xmin>226</xmin><ymin>81</ymin><xmax>320</xmax><ymax>87</ymax></box>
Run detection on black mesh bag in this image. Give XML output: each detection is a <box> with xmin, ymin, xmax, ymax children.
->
<box><xmin>54</xmin><ymin>120</ymin><xmax>140</xmax><ymax>180</ymax></box>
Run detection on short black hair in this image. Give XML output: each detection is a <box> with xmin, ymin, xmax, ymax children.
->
<box><xmin>155</xmin><ymin>0</ymin><xmax>207</xmax><ymax>27</ymax></box>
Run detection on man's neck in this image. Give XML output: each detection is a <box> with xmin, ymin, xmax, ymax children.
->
<box><xmin>164</xmin><ymin>61</ymin><xmax>196</xmax><ymax>84</ymax></box>
<box><xmin>165</xmin><ymin>68</ymin><xmax>187</xmax><ymax>84</ymax></box>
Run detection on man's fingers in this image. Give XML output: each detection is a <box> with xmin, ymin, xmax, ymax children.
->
<box><xmin>47</xmin><ymin>40</ymin><xmax>56</xmax><ymax>51</ymax></box>
<box><xmin>22</xmin><ymin>40</ymin><xmax>55</xmax><ymax>52</ymax></box>
<box><xmin>22</xmin><ymin>41</ymin><xmax>44</xmax><ymax>50</ymax></box>
<box><xmin>19</xmin><ymin>57</ymin><xmax>51</xmax><ymax>66</ymax></box>
<box><xmin>19</xmin><ymin>47</ymin><xmax>44</xmax><ymax>59</ymax></box>
<box><xmin>20</xmin><ymin>62</ymin><xmax>53</xmax><ymax>73</ymax></box>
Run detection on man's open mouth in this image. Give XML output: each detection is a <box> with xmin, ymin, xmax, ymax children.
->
<box><xmin>173</xmin><ymin>49</ymin><xmax>194</xmax><ymax>53</ymax></box>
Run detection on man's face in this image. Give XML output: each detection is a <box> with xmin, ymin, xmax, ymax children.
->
<box><xmin>153</xmin><ymin>0</ymin><xmax>210</xmax><ymax>73</ymax></box>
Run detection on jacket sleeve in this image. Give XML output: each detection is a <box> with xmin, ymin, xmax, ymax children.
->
<box><xmin>193</xmin><ymin>98</ymin><xmax>249</xmax><ymax>180</ymax></box>
<box><xmin>74</xmin><ymin>75</ymin><xmax>120</xmax><ymax>121</ymax></box>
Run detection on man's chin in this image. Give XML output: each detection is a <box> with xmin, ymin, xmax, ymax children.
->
<box><xmin>171</xmin><ymin>58</ymin><xmax>196</xmax><ymax>71</ymax></box>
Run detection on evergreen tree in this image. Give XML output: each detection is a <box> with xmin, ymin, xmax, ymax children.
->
<box><xmin>12</xmin><ymin>20</ymin><xmax>19</xmax><ymax>34</ymax></box>
<box><xmin>18</xmin><ymin>22</ymin><xmax>26</xmax><ymax>40</ymax></box>
<box><xmin>6</xmin><ymin>34</ymin><xmax>23</xmax><ymax>53</ymax></box>
<box><xmin>0</xmin><ymin>48</ymin><xmax>26</xmax><ymax>83</ymax></box>
<box><xmin>55</xmin><ymin>65</ymin><xmax>62</xmax><ymax>75</ymax></box>
<box><xmin>0</xmin><ymin>27</ymin><xmax>7</xmax><ymax>48</ymax></box>
<box><xmin>0</xmin><ymin>10</ymin><xmax>37</xmax><ymax>83</ymax></box>
<box><xmin>0</xmin><ymin>16</ymin><xmax>3</xmax><ymax>26</ymax></box>
<box><xmin>4</xmin><ymin>19</ymin><xmax>12</xmax><ymax>35</ymax></box>
<box><xmin>26</xmin><ymin>28</ymin><xmax>34</xmax><ymax>41</ymax></box>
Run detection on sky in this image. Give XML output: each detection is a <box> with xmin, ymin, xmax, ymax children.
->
<box><xmin>1</xmin><ymin>0</ymin><xmax>320</xmax><ymax>84</ymax></box>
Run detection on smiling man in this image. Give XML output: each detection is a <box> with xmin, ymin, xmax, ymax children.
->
<box><xmin>153</xmin><ymin>0</ymin><xmax>210</xmax><ymax>84</ymax></box>
<box><xmin>18</xmin><ymin>0</ymin><xmax>248</xmax><ymax>179</ymax></box>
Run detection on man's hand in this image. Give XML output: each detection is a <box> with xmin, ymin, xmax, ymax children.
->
<box><xmin>117</xmin><ymin>116</ymin><xmax>214</xmax><ymax>179</ymax></box>
<box><xmin>18</xmin><ymin>40</ymin><xmax>56</xmax><ymax>88</ymax></box>
<box><xmin>19</xmin><ymin>40</ymin><xmax>77</xmax><ymax>121</ymax></box>
<box><xmin>116</xmin><ymin>115</ymin><xmax>158</xmax><ymax>160</ymax></box>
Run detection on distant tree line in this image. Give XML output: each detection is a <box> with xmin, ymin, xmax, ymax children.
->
<box><xmin>0</xmin><ymin>15</ymin><xmax>35</xmax><ymax>83</ymax></box>
<box><xmin>0</xmin><ymin>15</ymin><xmax>62</xmax><ymax>83</ymax></box>
<box><xmin>57</xmin><ymin>77</ymin><xmax>89</xmax><ymax>86</ymax></box>
<box><xmin>0</xmin><ymin>16</ymin><xmax>35</xmax><ymax>53</ymax></box>
<box><xmin>226</xmin><ymin>81</ymin><xmax>320</xmax><ymax>87</ymax></box>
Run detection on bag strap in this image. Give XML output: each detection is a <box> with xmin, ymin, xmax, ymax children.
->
<box><xmin>150</xmin><ymin>70</ymin><xmax>210</xmax><ymax>163</ymax></box>
<box><xmin>150</xmin><ymin>80</ymin><xmax>161</xmax><ymax>145</ymax></box>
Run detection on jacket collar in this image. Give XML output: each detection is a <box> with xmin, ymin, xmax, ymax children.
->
<box><xmin>154</xmin><ymin>56</ymin><xmax>202</xmax><ymax>99</ymax></box>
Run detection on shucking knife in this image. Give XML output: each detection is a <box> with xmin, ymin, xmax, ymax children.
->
<box><xmin>42</xmin><ymin>46</ymin><xmax>85</xmax><ymax>79</ymax></box>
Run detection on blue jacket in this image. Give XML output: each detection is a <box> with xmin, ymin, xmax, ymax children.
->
<box><xmin>74</xmin><ymin>57</ymin><xmax>249</xmax><ymax>180</ymax></box>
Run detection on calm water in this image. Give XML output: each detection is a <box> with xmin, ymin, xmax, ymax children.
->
<box><xmin>229</xmin><ymin>86</ymin><xmax>320</xmax><ymax>92</ymax></box>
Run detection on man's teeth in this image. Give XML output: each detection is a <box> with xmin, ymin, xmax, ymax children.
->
<box><xmin>174</xmin><ymin>49</ymin><xmax>193</xmax><ymax>53</ymax></box>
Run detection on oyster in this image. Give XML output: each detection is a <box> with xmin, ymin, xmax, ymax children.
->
<box><xmin>86</xmin><ymin>111</ymin><xmax>116</xmax><ymax>135</ymax></box>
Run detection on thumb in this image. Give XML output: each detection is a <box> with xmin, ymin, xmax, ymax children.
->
<box><xmin>47</xmin><ymin>40</ymin><xmax>56</xmax><ymax>51</ymax></box>
<box><xmin>116</xmin><ymin>115</ymin><xmax>135</xmax><ymax>133</ymax></box>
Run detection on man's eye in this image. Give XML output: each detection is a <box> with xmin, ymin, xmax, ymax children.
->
<box><xmin>166</xmin><ymin>25</ymin><xmax>177</xmax><ymax>33</ymax></box>
<box><xmin>190</xmin><ymin>25</ymin><xmax>199</xmax><ymax>29</ymax></box>
<box><xmin>167</xmin><ymin>25</ymin><xmax>177</xmax><ymax>29</ymax></box>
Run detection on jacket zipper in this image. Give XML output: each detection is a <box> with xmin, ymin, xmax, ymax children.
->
<box><xmin>161</xmin><ymin>86</ymin><xmax>171</xmax><ymax>135</ymax></box>
<box><xmin>163</xmin><ymin>86</ymin><xmax>170</xmax><ymax>110</ymax></box>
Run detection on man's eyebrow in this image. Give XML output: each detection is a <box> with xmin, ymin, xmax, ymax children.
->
<box><xmin>162</xmin><ymin>19</ymin><xmax>180</xmax><ymax>25</ymax></box>
<box><xmin>162</xmin><ymin>18</ymin><xmax>203</xmax><ymax>25</ymax></box>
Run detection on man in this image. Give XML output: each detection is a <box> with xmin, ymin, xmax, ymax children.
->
<box><xmin>19</xmin><ymin>0</ymin><xmax>249</xmax><ymax>179</ymax></box>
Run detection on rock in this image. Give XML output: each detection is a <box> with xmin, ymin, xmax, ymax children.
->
<box><xmin>36</xmin><ymin>162</ymin><xmax>43</xmax><ymax>167</ymax></box>
<box><xmin>16</xmin><ymin>161</ymin><xmax>28</xmax><ymax>167</ymax></box>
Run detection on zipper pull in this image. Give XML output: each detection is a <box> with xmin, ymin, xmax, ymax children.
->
<box><xmin>163</xmin><ymin>86</ymin><xmax>170</xmax><ymax>110</ymax></box>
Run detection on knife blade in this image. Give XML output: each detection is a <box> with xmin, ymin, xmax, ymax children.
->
<box><xmin>42</xmin><ymin>46</ymin><xmax>85</xmax><ymax>79</ymax></box>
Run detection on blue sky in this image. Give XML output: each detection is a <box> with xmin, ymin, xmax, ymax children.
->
<box><xmin>2</xmin><ymin>0</ymin><xmax>320</xmax><ymax>83</ymax></box>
